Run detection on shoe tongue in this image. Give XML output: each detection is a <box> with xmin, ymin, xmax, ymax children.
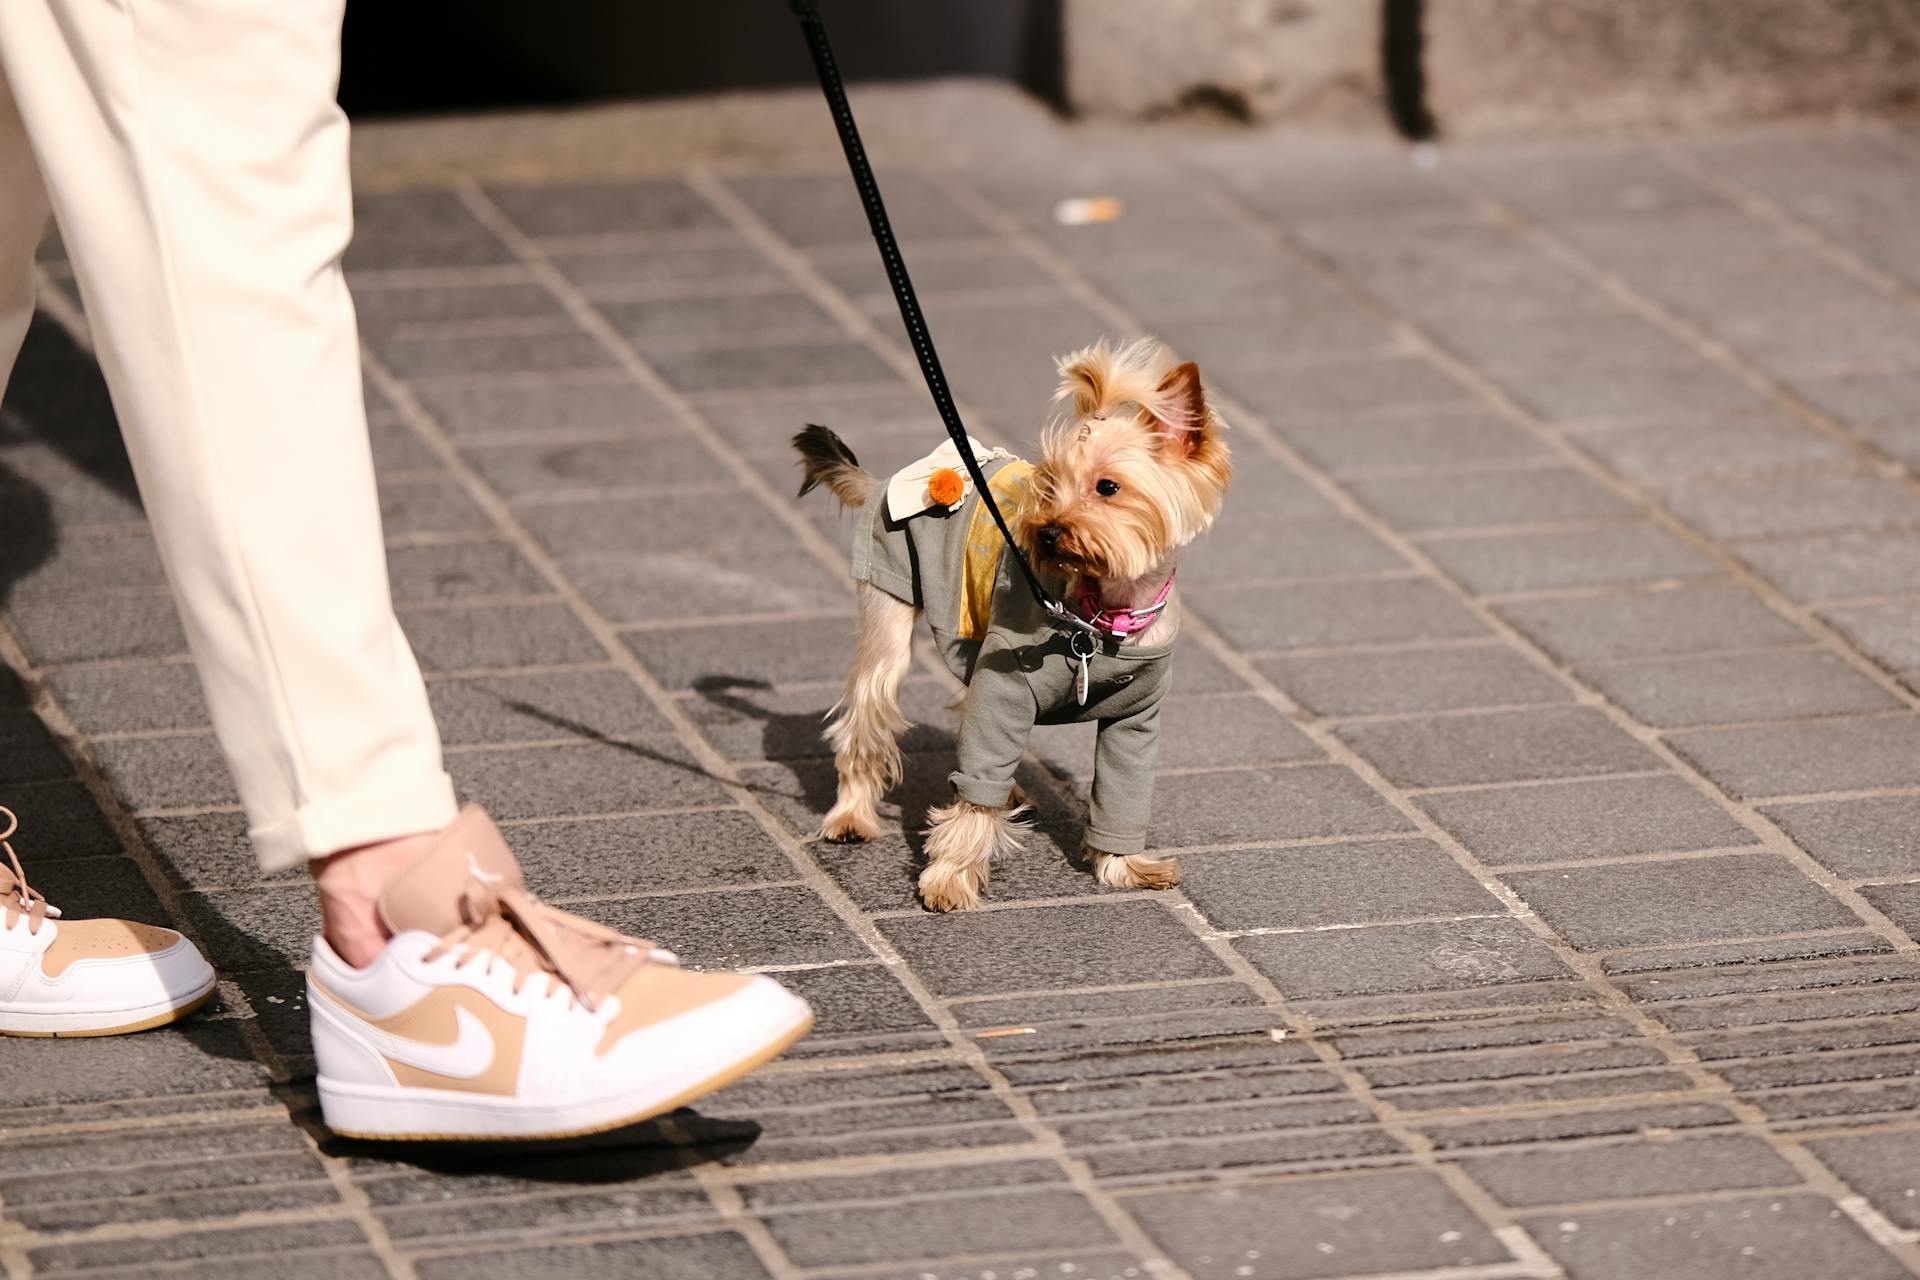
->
<box><xmin>376</xmin><ymin>806</ymin><xmax>526</xmax><ymax>938</ymax></box>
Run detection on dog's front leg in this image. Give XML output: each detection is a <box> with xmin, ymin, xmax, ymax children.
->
<box><xmin>920</xmin><ymin>797</ymin><xmax>1027</xmax><ymax>912</ymax></box>
<box><xmin>1086</xmin><ymin>703</ymin><xmax>1179</xmax><ymax>891</ymax></box>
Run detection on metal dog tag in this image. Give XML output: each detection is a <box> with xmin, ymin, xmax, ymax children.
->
<box><xmin>1070</xmin><ymin>631</ymin><xmax>1099</xmax><ymax>706</ymax></box>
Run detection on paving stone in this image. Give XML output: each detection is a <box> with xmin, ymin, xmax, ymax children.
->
<box><xmin>348</xmin><ymin>190</ymin><xmax>512</xmax><ymax>270</ymax></box>
<box><xmin>1804</xmin><ymin>1132</ymin><xmax>1920</xmax><ymax>1230</ymax></box>
<box><xmin>1524</xmin><ymin>1194</ymin><xmax>1906</xmax><ymax>1280</ymax></box>
<box><xmin>1261</xmin><ymin>643</ymin><xmax>1570</xmax><ymax>717</ymax></box>
<box><xmin>138</xmin><ymin>809</ymin><xmax>297</xmax><ymax>890</ymax></box>
<box><xmin>1339</xmin><ymin>706</ymin><xmax>1657</xmax><ymax>789</ymax></box>
<box><xmin>0</xmin><ymin>708</ymin><xmax>72</xmax><ymax>783</ymax></box>
<box><xmin>3</xmin><ymin>778</ymin><xmax>120</xmax><ymax>860</ymax></box>
<box><xmin>427</xmin><ymin>667</ymin><xmax>671</xmax><ymax>745</ymax></box>
<box><xmin>7</xmin><ymin>527</ymin><xmax>167</xmax><ymax>601</ymax></box>
<box><xmin>878</xmin><ymin>900</ymin><xmax>1227</xmax><ymax>998</ymax></box>
<box><xmin>3</xmin><ymin>1015</ymin><xmax>266</xmax><ymax>1109</ymax></box>
<box><xmin>7</xmin><ymin>591</ymin><xmax>187</xmax><ymax>664</ymax></box>
<box><xmin>89</xmin><ymin>732</ymin><xmax>239</xmax><ymax>810</ymax></box>
<box><xmin>31</xmin><ymin>1219</ymin><xmax>371</xmax><ymax>1276</ymax></box>
<box><xmin>1497</xmin><ymin>358</ymin><xmax>1775</xmax><ymax>423</ymax></box>
<box><xmin>1423</xmin><ymin>1101</ymin><xmax>1741</xmax><ymax>1152</ymax></box>
<box><xmin>372</xmin><ymin>1181</ymin><xmax>719</xmax><ymax>1248</ymax></box>
<box><xmin>1497</xmin><ymin>582</ymin><xmax>1806</xmax><ymax>664</ymax></box>
<box><xmin>378</xmin><ymin>489</ymin><xmax>496</xmax><ymax>556</ymax></box>
<box><xmin>350</xmin><ymin>279</ymin><xmax>555</xmax><ymax>331</ymax></box>
<box><xmin>1280</xmin><ymin>409</ymin><xmax>1548</xmax><ymax>475</ymax></box>
<box><xmin>1580</xmin><ymin>648</ymin><xmax>1900</xmax><ymax>728</ymax></box>
<box><xmin>1237</xmin><ymin>917</ymin><xmax>1570</xmax><ymax>999</ymax></box>
<box><xmin>1574</xmin><ymin>412</ymin><xmax>1845</xmax><ymax>484</ymax></box>
<box><xmin>625</xmin><ymin>613</ymin><xmax>854</xmax><ymax>690</ymax></box>
<box><xmin>1422</xmin><ymin>522</ymin><xmax>1720</xmax><ymax>595</ymax></box>
<box><xmin>45</xmin><ymin>662</ymin><xmax>209</xmax><ymax>734</ymax></box>
<box><xmin>764</xmin><ymin>1187</ymin><xmax>1115</xmax><ymax>1268</ymax></box>
<box><xmin>1658</xmin><ymin>465</ymin><xmax>1920</xmax><ymax>540</ymax></box>
<box><xmin>1506</xmin><ymin>854</ymin><xmax>1861</xmax><ymax>951</ymax></box>
<box><xmin>486</xmin><ymin>178</ymin><xmax>726</xmax><ymax>238</ymax></box>
<box><xmin>1734</xmin><ymin>529</ymin><xmax>1920</xmax><ymax>602</ymax></box>
<box><xmin>775</xmin><ymin>962</ymin><xmax>937</xmax><ymax>1044</ymax></box>
<box><xmin>1349</xmin><ymin>466</ymin><xmax>1635</xmax><ymax>534</ymax></box>
<box><xmin>1668</xmin><ymin>713</ymin><xmax>1920</xmax><ymax>799</ymax></box>
<box><xmin>464</xmin><ymin>435</ymin><xmax>722</xmax><ymax>500</ymax></box>
<box><xmin>1603</xmin><ymin>932</ymin><xmax>1893</xmax><ymax>975</ymax></box>
<box><xmin>1149</xmin><ymin>764</ymin><xmax>1413</xmax><ymax>848</ymax></box>
<box><xmin>1234</xmin><ymin>354</ymin><xmax>1476</xmax><ymax>424</ymax></box>
<box><xmin>593</xmin><ymin>884</ymin><xmax>865</xmax><ymax>969</ymax></box>
<box><xmin>1127</xmin><ymin>1169</ymin><xmax>1508</xmax><ymax>1279</ymax></box>
<box><xmin>1761</xmin><ymin>794</ymin><xmax>1920</xmax><ymax>880</ymax></box>
<box><xmin>1463</xmin><ymin>1133</ymin><xmax>1800</xmax><ymax>1208</ymax></box>
<box><xmin>726</xmin><ymin>170</ymin><xmax>987</xmax><ymax>248</ymax></box>
<box><xmin>601</xmin><ymin>292</ymin><xmax>837</xmax><ymax>350</ymax></box>
<box><xmin>385</xmin><ymin>540</ymin><xmax>548</xmax><ymax>602</ymax></box>
<box><xmin>1859</xmin><ymin>884</ymin><xmax>1920</xmax><ymax>939</ymax></box>
<box><xmin>678</xmin><ymin>677</ymin><xmax>953</xmax><ymax>765</ymax></box>
<box><xmin>449</xmin><ymin>737</ymin><xmax>731</xmax><ymax>819</ymax></box>
<box><xmin>1795</xmin><ymin>367</ymin><xmax>1920</xmax><ymax>433</ymax></box>
<box><xmin>400</xmin><ymin>601</ymin><xmax>605</xmax><ymax>671</ymax></box>
<box><xmin>1418</xmin><ymin>775</ymin><xmax>1756</xmax><ymax>865</ymax></box>
<box><xmin>1182</xmin><ymin>838</ymin><xmax>1504</xmax><ymax>932</ymax></box>
<box><xmin>518</xmin><ymin>487</ymin><xmax>795</xmax><ymax>559</ymax></box>
<box><xmin>507</xmin><ymin>810</ymin><xmax>792</xmax><ymax>899</ymax></box>
<box><xmin>1183</xmin><ymin>515</ymin><xmax>1410</xmax><ymax>585</ymax></box>
<box><xmin>412</xmin><ymin>372</ymin><xmax>675</xmax><ymax>439</ymax></box>
<box><xmin>180</xmin><ymin>884</ymin><xmax>314</xmax><ymax>971</ymax></box>
<box><xmin>1821</xmin><ymin>600</ymin><xmax>1920</xmax><ymax>676</ymax></box>
<box><xmin>552</xmin><ymin>241</ymin><xmax>774</xmax><ymax>294</ymax></box>
<box><xmin>1135</xmin><ymin>694</ymin><xmax>1324</xmax><ymax>772</ymax></box>
<box><xmin>646</xmin><ymin>339</ymin><xmax>898</xmax><ymax>394</ymax></box>
<box><xmin>565</xmin><ymin>547</ymin><xmax>850</xmax><ymax>623</ymax></box>
<box><xmin>1193</xmin><ymin>578</ymin><xmax>1489</xmax><ymax>652</ymax></box>
<box><xmin>413</xmin><ymin>1233</ymin><xmax>772</xmax><ymax>1280</ymax></box>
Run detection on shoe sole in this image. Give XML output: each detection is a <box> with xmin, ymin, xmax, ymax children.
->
<box><xmin>320</xmin><ymin>1006</ymin><xmax>815</xmax><ymax>1143</ymax></box>
<box><xmin>0</xmin><ymin>984</ymin><xmax>217</xmax><ymax>1038</ymax></box>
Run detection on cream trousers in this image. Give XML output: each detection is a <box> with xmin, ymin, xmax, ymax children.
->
<box><xmin>0</xmin><ymin>0</ymin><xmax>457</xmax><ymax>871</ymax></box>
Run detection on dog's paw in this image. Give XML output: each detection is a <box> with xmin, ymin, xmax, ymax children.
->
<box><xmin>1094</xmin><ymin>851</ymin><xmax>1181</xmax><ymax>891</ymax></box>
<box><xmin>820</xmin><ymin>810</ymin><xmax>881</xmax><ymax>843</ymax></box>
<box><xmin>918</xmin><ymin>861</ymin><xmax>986</xmax><ymax>912</ymax></box>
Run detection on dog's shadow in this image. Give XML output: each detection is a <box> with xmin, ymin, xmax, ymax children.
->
<box><xmin>689</xmin><ymin>675</ymin><xmax>1088</xmax><ymax>880</ymax></box>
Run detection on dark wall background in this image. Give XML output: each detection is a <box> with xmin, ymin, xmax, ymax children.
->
<box><xmin>339</xmin><ymin>0</ymin><xmax>1063</xmax><ymax>116</ymax></box>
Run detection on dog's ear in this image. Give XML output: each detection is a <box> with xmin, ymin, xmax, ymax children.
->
<box><xmin>1148</xmin><ymin>361</ymin><xmax>1210</xmax><ymax>457</ymax></box>
<box><xmin>1054</xmin><ymin>344</ymin><xmax>1120</xmax><ymax>419</ymax></box>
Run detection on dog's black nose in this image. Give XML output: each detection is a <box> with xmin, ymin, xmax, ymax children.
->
<box><xmin>1036</xmin><ymin>525</ymin><xmax>1064</xmax><ymax>552</ymax></box>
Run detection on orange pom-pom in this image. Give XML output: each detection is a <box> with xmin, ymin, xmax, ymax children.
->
<box><xmin>927</xmin><ymin>467</ymin><xmax>966</xmax><ymax>507</ymax></box>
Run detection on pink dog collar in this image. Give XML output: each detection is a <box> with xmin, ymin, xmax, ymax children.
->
<box><xmin>1072</xmin><ymin>570</ymin><xmax>1175</xmax><ymax>639</ymax></box>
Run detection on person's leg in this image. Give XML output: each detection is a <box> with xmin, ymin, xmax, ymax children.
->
<box><xmin>0</xmin><ymin>56</ymin><xmax>49</xmax><ymax>392</ymax></box>
<box><xmin>0</xmin><ymin>0</ymin><xmax>457</xmax><ymax>956</ymax></box>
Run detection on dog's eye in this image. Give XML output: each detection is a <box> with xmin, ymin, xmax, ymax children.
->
<box><xmin>1096</xmin><ymin>479</ymin><xmax>1121</xmax><ymax>498</ymax></box>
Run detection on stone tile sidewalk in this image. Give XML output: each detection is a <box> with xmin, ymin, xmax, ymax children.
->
<box><xmin>5</xmin><ymin>84</ymin><xmax>1920</xmax><ymax>1280</ymax></box>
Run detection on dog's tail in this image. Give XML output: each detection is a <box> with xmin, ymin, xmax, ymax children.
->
<box><xmin>792</xmin><ymin>424</ymin><xmax>875</xmax><ymax>508</ymax></box>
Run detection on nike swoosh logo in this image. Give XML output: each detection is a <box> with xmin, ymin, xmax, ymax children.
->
<box><xmin>318</xmin><ymin>988</ymin><xmax>496</xmax><ymax>1079</ymax></box>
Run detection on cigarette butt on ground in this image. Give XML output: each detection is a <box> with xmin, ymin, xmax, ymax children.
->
<box><xmin>1053</xmin><ymin>196</ymin><xmax>1126</xmax><ymax>226</ymax></box>
<box><xmin>976</xmin><ymin>1026</ymin><xmax>1038</xmax><ymax>1039</ymax></box>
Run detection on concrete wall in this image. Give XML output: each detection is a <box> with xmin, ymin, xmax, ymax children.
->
<box><xmin>1062</xmin><ymin>0</ymin><xmax>1920</xmax><ymax>134</ymax></box>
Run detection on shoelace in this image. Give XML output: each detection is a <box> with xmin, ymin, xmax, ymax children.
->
<box><xmin>422</xmin><ymin>877</ymin><xmax>655</xmax><ymax>1013</ymax></box>
<box><xmin>0</xmin><ymin>806</ymin><xmax>59</xmax><ymax>934</ymax></box>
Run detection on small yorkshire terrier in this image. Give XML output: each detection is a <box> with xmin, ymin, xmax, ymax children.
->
<box><xmin>792</xmin><ymin>339</ymin><xmax>1231</xmax><ymax>911</ymax></box>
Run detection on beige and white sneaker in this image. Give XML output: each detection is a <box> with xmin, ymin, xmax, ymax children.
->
<box><xmin>0</xmin><ymin>806</ymin><xmax>217</xmax><ymax>1037</ymax></box>
<box><xmin>309</xmin><ymin>806</ymin><xmax>814</xmax><ymax>1141</ymax></box>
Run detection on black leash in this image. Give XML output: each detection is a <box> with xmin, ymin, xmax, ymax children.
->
<box><xmin>786</xmin><ymin>0</ymin><xmax>1101</xmax><ymax>647</ymax></box>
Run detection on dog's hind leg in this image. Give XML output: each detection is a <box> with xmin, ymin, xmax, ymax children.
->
<box><xmin>821</xmin><ymin>582</ymin><xmax>918</xmax><ymax>843</ymax></box>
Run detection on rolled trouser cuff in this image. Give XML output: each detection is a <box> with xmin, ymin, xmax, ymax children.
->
<box><xmin>249</xmin><ymin>773</ymin><xmax>459</xmax><ymax>872</ymax></box>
